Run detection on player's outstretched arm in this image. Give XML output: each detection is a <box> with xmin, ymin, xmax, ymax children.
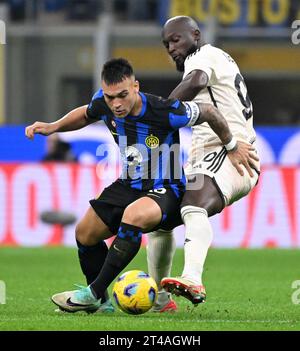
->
<box><xmin>193</xmin><ymin>103</ymin><xmax>233</xmax><ymax>144</ymax></box>
<box><xmin>194</xmin><ymin>103</ymin><xmax>259</xmax><ymax>177</ymax></box>
<box><xmin>169</xmin><ymin>70</ymin><xmax>208</xmax><ymax>101</ymax></box>
<box><xmin>25</xmin><ymin>105</ymin><xmax>93</xmax><ymax>140</ymax></box>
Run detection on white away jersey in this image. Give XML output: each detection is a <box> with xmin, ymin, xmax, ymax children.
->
<box><xmin>183</xmin><ymin>44</ymin><xmax>256</xmax><ymax>148</ymax></box>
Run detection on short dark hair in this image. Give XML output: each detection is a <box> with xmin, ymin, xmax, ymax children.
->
<box><xmin>101</xmin><ymin>58</ymin><xmax>134</xmax><ymax>85</ymax></box>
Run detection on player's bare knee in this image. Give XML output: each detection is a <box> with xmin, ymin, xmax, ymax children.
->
<box><xmin>122</xmin><ymin>207</ymin><xmax>152</xmax><ymax>230</ymax></box>
<box><xmin>75</xmin><ymin>222</ymin><xmax>94</xmax><ymax>245</ymax></box>
<box><xmin>75</xmin><ymin>222</ymin><xmax>85</xmax><ymax>243</ymax></box>
<box><xmin>122</xmin><ymin>207</ymin><xmax>142</xmax><ymax>226</ymax></box>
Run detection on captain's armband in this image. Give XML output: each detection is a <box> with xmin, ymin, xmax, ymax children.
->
<box><xmin>183</xmin><ymin>101</ymin><xmax>201</xmax><ymax>127</ymax></box>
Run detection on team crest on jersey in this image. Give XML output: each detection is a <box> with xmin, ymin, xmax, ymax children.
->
<box><xmin>145</xmin><ymin>135</ymin><xmax>159</xmax><ymax>149</ymax></box>
<box><xmin>111</xmin><ymin>120</ymin><xmax>116</xmax><ymax>128</ymax></box>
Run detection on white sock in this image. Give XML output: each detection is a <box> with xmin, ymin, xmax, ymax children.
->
<box><xmin>181</xmin><ymin>206</ymin><xmax>213</xmax><ymax>286</ymax></box>
<box><xmin>147</xmin><ymin>229</ymin><xmax>176</xmax><ymax>304</ymax></box>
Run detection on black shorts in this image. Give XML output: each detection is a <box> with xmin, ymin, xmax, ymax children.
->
<box><xmin>89</xmin><ymin>180</ymin><xmax>184</xmax><ymax>234</ymax></box>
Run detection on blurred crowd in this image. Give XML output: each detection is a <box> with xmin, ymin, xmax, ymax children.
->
<box><xmin>3</xmin><ymin>0</ymin><xmax>159</xmax><ymax>22</ymax></box>
<box><xmin>1</xmin><ymin>0</ymin><xmax>299</xmax><ymax>126</ymax></box>
<box><xmin>2</xmin><ymin>0</ymin><xmax>299</xmax><ymax>26</ymax></box>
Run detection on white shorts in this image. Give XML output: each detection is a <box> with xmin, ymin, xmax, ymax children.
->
<box><xmin>184</xmin><ymin>144</ymin><xmax>260</xmax><ymax>207</ymax></box>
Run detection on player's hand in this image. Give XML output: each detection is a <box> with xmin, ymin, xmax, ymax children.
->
<box><xmin>25</xmin><ymin>122</ymin><xmax>56</xmax><ymax>140</ymax></box>
<box><xmin>227</xmin><ymin>141</ymin><xmax>259</xmax><ymax>177</ymax></box>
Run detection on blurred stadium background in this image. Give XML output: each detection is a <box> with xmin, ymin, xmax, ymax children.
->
<box><xmin>1</xmin><ymin>0</ymin><xmax>300</xmax><ymax>248</ymax></box>
<box><xmin>0</xmin><ymin>0</ymin><xmax>300</xmax><ymax>332</ymax></box>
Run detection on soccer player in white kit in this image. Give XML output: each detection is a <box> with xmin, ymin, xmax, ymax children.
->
<box><xmin>148</xmin><ymin>16</ymin><xmax>260</xmax><ymax>306</ymax></box>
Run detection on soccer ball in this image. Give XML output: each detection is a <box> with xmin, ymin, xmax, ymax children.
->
<box><xmin>112</xmin><ymin>270</ymin><xmax>158</xmax><ymax>315</ymax></box>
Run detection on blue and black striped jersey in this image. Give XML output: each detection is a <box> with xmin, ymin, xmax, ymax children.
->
<box><xmin>87</xmin><ymin>90</ymin><xmax>193</xmax><ymax>192</ymax></box>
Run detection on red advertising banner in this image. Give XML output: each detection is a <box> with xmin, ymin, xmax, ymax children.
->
<box><xmin>0</xmin><ymin>163</ymin><xmax>299</xmax><ymax>247</ymax></box>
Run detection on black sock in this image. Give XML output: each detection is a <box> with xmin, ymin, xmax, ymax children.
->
<box><xmin>76</xmin><ymin>240</ymin><xmax>109</xmax><ymax>303</ymax></box>
<box><xmin>90</xmin><ymin>222</ymin><xmax>142</xmax><ymax>299</ymax></box>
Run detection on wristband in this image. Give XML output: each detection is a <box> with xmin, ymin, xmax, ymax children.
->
<box><xmin>225</xmin><ymin>137</ymin><xmax>237</xmax><ymax>151</ymax></box>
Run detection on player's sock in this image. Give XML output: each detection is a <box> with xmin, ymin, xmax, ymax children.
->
<box><xmin>90</xmin><ymin>222</ymin><xmax>142</xmax><ymax>299</ymax></box>
<box><xmin>76</xmin><ymin>239</ymin><xmax>109</xmax><ymax>303</ymax></box>
<box><xmin>180</xmin><ymin>206</ymin><xmax>213</xmax><ymax>285</ymax></box>
<box><xmin>147</xmin><ymin>229</ymin><xmax>175</xmax><ymax>303</ymax></box>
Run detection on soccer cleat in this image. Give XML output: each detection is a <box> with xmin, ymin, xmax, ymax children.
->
<box><xmin>54</xmin><ymin>298</ymin><xmax>115</xmax><ymax>314</ymax></box>
<box><xmin>94</xmin><ymin>299</ymin><xmax>115</xmax><ymax>313</ymax></box>
<box><xmin>51</xmin><ymin>285</ymin><xmax>101</xmax><ymax>313</ymax></box>
<box><xmin>161</xmin><ymin>277</ymin><xmax>206</xmax><ymax>305</ymax></box>
<box><xmin>151</xmin><ymin>298</ymin><xmax>178</xmax><ymax>313</ymax></box>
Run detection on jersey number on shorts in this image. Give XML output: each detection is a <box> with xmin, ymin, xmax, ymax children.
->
<box><xmin>149</xmin><ymin>188</ymin><xmax>167</xmax><ymax>194</ymax></box>
<box><xmin>234</xmin><ymin>73</ymin><xmax>253</xmax><ymax>120</ymax></box>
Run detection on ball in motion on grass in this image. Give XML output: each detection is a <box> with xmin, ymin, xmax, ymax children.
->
<box><xmin>113</xmin><ymin>270</ymin><xmax>158</xmax><ymax>315</ymax></box>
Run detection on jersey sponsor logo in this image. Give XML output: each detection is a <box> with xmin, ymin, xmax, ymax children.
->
<box><xmin>145</xmin><ymin>134</ymin><xmax>159</xmax><ymax>149</ymax></box>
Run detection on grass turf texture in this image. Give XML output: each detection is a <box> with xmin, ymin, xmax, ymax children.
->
<box><xmin>0</xmin><ymin>247</ymin><xmax>299</xmax><ymax>331</ymax></box>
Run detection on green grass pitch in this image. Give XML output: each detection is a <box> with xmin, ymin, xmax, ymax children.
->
<box><xmin>0</xmin><ymin>247</ymin><xmax>299</xmax><ymax>331</ymax></box>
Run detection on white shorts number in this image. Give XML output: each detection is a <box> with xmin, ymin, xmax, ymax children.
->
<box><xmin>149</xmin><ymin>188</ymin><xmax>167</xmax><ymax>194</ymax></box>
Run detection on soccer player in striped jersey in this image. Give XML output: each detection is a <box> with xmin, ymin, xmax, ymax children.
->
<box><xmin>26</xmin><ymin>58</ymin><xmax>256</xmax><ymax>313</ymax></box>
